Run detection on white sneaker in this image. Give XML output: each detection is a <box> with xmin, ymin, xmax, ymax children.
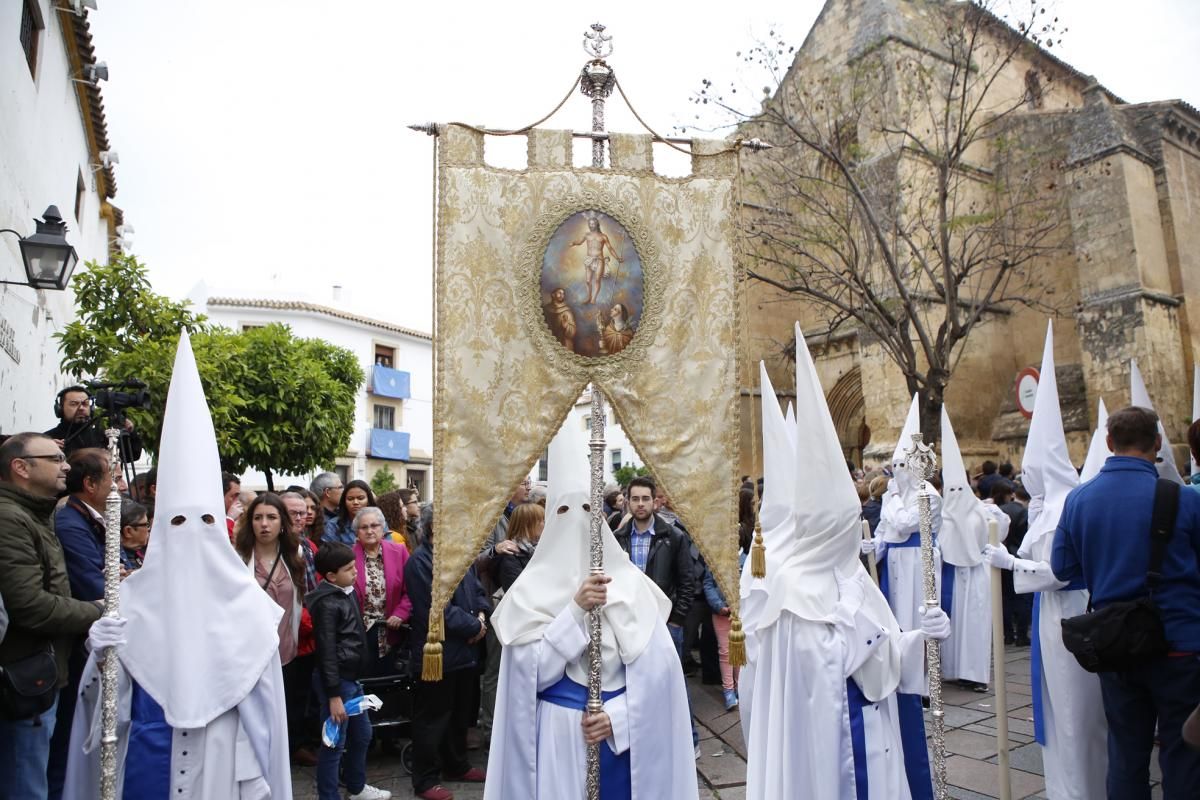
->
<box><xmin>348</xmin><ymin>785</ymin><xmax>392</xmax><ymax>800</ymax></box>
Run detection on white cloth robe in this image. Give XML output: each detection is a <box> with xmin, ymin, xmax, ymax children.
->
<box><xmin>740</xmin><ymin>569</ymin><xmax>930</xmax><ymax>800</ymax></box>
<box><xmin>876</xmin><ymin>490</ymin><xmax>943</xmax><ymax>632</ymax></box>
<box><xmin>1012</xmin><ymin>530</ymin><xmax>1107</xmax><ymax>800</ymax></box>
<box><xmin>942</xmin><ymin>505</ymin><xmax>1009</xmax><ymax>685</ymax></box>
<box><xmin>62</xmin><ymin>647</ymin><xmax>292</xmax><ymax>800</ymax></box>
<box><xmin>484</xmin><ymin>603</ymin><xmax>698</xmax><ymax>800</ymax></box>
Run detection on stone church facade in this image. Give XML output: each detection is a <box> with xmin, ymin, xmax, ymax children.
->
<box><xmin>738</xmin><ymin>0</ymin><xmax>1200</xmax><ymax>477</ymax></box>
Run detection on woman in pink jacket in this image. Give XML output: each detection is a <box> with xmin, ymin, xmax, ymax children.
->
<box><xmin>352</xmin><ymin>505</ymin><xmax>412</xmax><ymax>675</ymax></box>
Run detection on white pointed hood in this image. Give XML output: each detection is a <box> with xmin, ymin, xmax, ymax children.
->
<box><xmin>1079</xmin><ymin>399</ymin><xmax>1110</xmax><ymax>483</ymax></box>
<box><xmin>117</xmin><ymin>331</ymin><xmax>283</xmax><ymax>729</ymax></box>
<box><xmin>890</xmin><ymin>394</ymin><xmax>922</xmax><ymax>507</ymax></box>
<box><xmin>939</xmin><ymin>406</ymin><xmax>990</xmax><ymax>567</ymax></box>
<box><xmin>1018</xmin><ymin>322</ymin><xmax>1079</xmax><ymax>557</ymax></box>
<box><xmin>746</xmin><ymin>323</ymin><xmax>863</xmax><ymax>628</ymax></box>
<box><xmin>1131</xmin><ymin>360</ymin><xmax>1185</xmax><ymax>484</ymax></box>
<box><xmin>784</xmin><ymin>402</ymin><xmax>797</xmax><ymax>450</ymax></box>
<box><xmin>493</xmin><ymin>420</ymin><xmax>669</xmax><ymax>671</ymax></box>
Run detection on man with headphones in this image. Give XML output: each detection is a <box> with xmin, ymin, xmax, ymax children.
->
<box><xmin>44</xmin><ymin>386</ymin><xmax>143</xmax><ymax>462</ymax></box>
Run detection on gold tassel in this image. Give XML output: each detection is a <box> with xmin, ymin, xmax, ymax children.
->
<box><xmin>728</xmin><ymin>612</ymin><xmax>747</xmax><ymax>667</ymax></box>
<box><xmin>750</xmin><ymin>521</ymin><xmax>766</xmax><ymax>578</ymax></box>
<box><xmin>421</xmin><ymin>619</ymin><xmax>444</xmax><ymax>682</ymax></box>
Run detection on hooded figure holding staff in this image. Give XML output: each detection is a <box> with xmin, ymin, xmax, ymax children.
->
<box><xmin>739</xmin><ymin>325</ymin><xmax>950</xmax><ymax>799</ymax></box>
<box><xmin>63</xmin><ymin>332</ymin><xmax>291</xmax><ymax>799</ymax></box>
<box><xmin>483</xmin><ymin>423</ymin><xmax>697</xmax><ymax>800</ymax></box>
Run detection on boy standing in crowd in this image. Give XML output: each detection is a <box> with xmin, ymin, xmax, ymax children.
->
<box><xmin>307</xmin><ymin>542</ymin><xmax>391</xmax><ymax>800</ymax></box>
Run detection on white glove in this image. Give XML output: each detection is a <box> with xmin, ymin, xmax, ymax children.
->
<box><xmin>88</xmin><ymin>616</ymin><xmax>127</xmax><ymax>653</ymax></box>
<box><xmin>918</xmin><ymin>606</ymin><xmax>950</xmax><ymax>641</ymax></box>
<box><xmin>860</xmin><ymin>538</ymin><xmax>876</xmax><ymax>555</ymax></box>
<box><xmin>983</xmin><ymin>544</ymin><xmax>1015</xmax><ymax>571</ymax></box>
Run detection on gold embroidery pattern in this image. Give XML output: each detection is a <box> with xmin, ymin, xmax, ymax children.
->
<box><xmin>431</xmin><ymin>124</ymin><xmax>743</xmax><ymax>640</ymax></box>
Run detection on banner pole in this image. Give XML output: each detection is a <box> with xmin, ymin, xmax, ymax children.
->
<box><xmin>989</xmin><ymin>519</ymin><xmax>1012</xmax><ymax>800</ymax></box>
<box><xmin>861</xmin><ymin>519</ymin><xmax>879</xmax><ymax>585</ymax></box>
<box><xmin>579</xmin><ymin>23</ymin><xmax>615</xmax><ymax>800</ymax></box>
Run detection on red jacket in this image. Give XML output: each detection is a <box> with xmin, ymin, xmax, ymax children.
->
<box><xmin>353</xmin><ymin>539</ymin><xmax>412</xmax><ymax>646</ymax></box>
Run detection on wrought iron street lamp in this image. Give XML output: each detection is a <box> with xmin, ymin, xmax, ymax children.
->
<box><xmin>0</xmin><ymin>205</ymin><xmax>79</xmax><ymax>291</ymax></box>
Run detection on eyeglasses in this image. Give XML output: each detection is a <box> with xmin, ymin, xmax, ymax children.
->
<box><xmin>20</xmin><ymin>453</ymin><xmax>67</xmax><ymax>464</ymax></box>
<box><xmin>288</xmin><ymin>511</ymin><xmax>307</xmax><ymax>519</ymax></box>
<box><xmin>358</xmin><ymin>522</ymin><xmax>384</xmax><ymax>531</ymax></box>
<box><xmin>128</xmin><ymin>522</ymin><xmax>150</xmax><ymax>529</ymax></box>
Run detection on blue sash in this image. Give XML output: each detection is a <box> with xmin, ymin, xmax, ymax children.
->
<box><xmin>1029</xmin><ymin>578</ymin><xmax>1085</xmax><ymax>746</ymax></box>
<box><xmin>878</xmin><ymin>532</ymin><xmax>953</xmax><ymax>619</ymax></box>
<box><xmin>538</xmin><ymin>675</ymin><xmax>631</xmax><ymax>800</ymax></box>
<box><xmin>846</xmin><ymin>680</ymin><xmax>933</xmax><ymax>800</ymax></box>
<box><xmin>123</xmin><ymin>682</ymin><xmax>172</xmax><ymax>800</ymax></box>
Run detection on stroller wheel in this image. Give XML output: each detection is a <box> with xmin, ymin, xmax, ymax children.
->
<box><xmin>401</xmin><ymin>741</ymin><xmax>414</xmax><ymax>775</ymax></box>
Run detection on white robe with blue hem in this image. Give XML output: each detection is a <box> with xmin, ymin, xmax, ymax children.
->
<box><xmin>484</xmin><ymin>603</ymin><xmax>697</xmax><ymax>800</ymax></box>
<box><xmin>1014</xmin><ymin>529</ymin><xmax>1107</xmax><ymax>800</ymax></box>
<box><xmin>62</xmin><ymin>647</ymin><xmax>291</xmax><ymax>800</ymax></box>
<box><xmin>740</xmin><ymin>567</ymin><xmax>932</xmax><ymax>800</ymax></box>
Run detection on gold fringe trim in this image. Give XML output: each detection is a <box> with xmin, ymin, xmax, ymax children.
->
<box><xmin>728</xmin><ymin>613</ymin><xmax>747</xmax><ymax>667</ymax></box>
<box><xmin>750</xmin><ymin>521</ymin><xmax>766</xmax><ymax>578</ymax></box>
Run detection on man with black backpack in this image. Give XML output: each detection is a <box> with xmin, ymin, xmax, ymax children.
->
<box><xmin>1053</xmin><ymin>406</ymin><xmax>1200</xmax><ymax>799</ymax></box>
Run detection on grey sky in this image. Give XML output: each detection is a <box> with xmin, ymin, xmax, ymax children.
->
<box><xmin>87</xmin><ymin>1</ymin><xmax>1200</xmax><ymax>333</ymax></box>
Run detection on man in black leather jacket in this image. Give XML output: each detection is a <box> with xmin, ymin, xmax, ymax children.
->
<box><xmin>611</xmin><ymin>476</ymin><xmax>695</xmax><ymax>629</ymax></box>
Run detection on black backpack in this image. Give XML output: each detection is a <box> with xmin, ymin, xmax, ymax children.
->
<box><xmin>1060</xmin><ymin>479</ymin><xmax>1178</xmax><ymax>673</ymax></box>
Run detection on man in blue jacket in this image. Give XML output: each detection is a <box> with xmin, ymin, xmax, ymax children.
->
<box><xmin>47</xmin><ymin>446</ymin><xmax>112</xmax><ymax>799</ymax></box>
<box><xmin>405</xmin><ymin>505</ymin><xmax>489</xmax><ymax>800</ymax></box>
<box><xmin>1053</xmin><ymin>406</ymin><xmax>1200</xmax><ymax>799</ymax></box>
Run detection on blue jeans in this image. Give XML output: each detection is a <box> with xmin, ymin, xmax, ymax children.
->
<box><xmin>668</xmin><ymin>623</ymin><xmax>698</xmax><ymax>748</ymax></box>
<box><xmin>0</xmin><ymin>692</ymin><xmax>59</xmax><ymax>800</ymax></box>
<box><xmin>1098</xmin><ymin>654</ymin><xmax>1200</xmax><ymax>800</ymax></box>
<box><xmin>313</xmin><ymin>677</ymin><xmax>372</xmax><ymax>800</ymax></box>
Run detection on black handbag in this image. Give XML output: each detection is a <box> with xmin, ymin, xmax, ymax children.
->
<box><xmin>0</xmin><ymin>649</ymin><xmax>59</xmax><ymax>720</ymax></box>
<box><xmin>1061</xmin><ymin>478</ymin><xmax>1178</xmax><ymax>673</ymax></box>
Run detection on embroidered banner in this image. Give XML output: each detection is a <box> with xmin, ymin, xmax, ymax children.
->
<box><xmin>431</xmin><ymin>124</ymin><xmax>743</xmax><ymax>655</ymax></box>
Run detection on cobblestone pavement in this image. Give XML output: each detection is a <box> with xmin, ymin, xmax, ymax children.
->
<box><xmin>291</xmin><ymin>646</ymin><xmax>1162</xmax><ymax>799</ymax></box>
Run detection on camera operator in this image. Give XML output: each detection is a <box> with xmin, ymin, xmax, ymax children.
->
<box><xmin>44</xmin><ymin>385</ymin><xmax>143</xmax><ymax>463</ymax></box>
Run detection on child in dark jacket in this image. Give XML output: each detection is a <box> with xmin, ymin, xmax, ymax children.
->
<box><xmin>307</xmin><ymin>543</ymin><xmax>392</xmax><ymax>800</ymax></box>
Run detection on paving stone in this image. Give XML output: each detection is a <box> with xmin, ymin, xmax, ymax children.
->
<box><xmin>695</xmin><ymin>721</ymin><xmax>748</xmax><ymax>789</ymax></box>
<box><xmin>945</xmin><ymin>753</ymin><xmax>1044</xmax><ymax>799</ymax></box>
<box><xmin>714</xmin><ymin>786</ymin><xmax>746</xmax><ymax>800</ymax></box>
<box><xmin>961</xmin><ymin>722</ymin><xmax>1034</xmax><ymax>745</ymax></box>
<box><xmin>988</xmin><ymin>742</ymin><xmax>1044</xmax><ymax>776</ymax></box>
<box><xmin>939</xmin><ymin>705</ymin><xmax>995</xmax><ymax>729</ymax></box>
<box><xmin>945</xmin><ymin>728</ymin><xmax>1004</xmax><ymax>759</ymax></box>
<box><xmin>947</xmin><ymin>786</ymin><xmax>1001</xmax><ymax>800</ymax></box>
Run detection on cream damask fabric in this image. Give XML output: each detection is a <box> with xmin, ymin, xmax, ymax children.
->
<box><xmin>432</xmin><ymin>124</ymin><xmax>743</xmax><ymax>646</ymax></box>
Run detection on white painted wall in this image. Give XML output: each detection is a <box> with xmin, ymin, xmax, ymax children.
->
<box><xmin>197</xmin><ymin>292</ymin><xmax>433</xmax><ymax>495</ymax></box>
<box><xmin>0</xmin><ymin>2</ymin><xmax>114</xmax><ymax>434</ymax></box>
<box><xmin>530</xmin><ymin>390</ymin><xmax>644</xmax><ymax>487</ymax></box>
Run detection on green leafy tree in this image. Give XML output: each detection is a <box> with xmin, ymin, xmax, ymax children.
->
<box><xmin>613</xmin><ymin>464</ymin><xmax>650</xmax><ymax>488</ymax></box>
<box><xmin>58</xmin><ymin>261</ymin><xmax>364</xmax><ymax>489</ymax></box>
<box><xmin>56</xmin><ymin>254</ymin><xmax>206</xmax><ymax>377</ymax></box>
<box><xmin>370</xmin><ymin>467</ymin><xmax>400</xmax><ymax>496</ymax></box>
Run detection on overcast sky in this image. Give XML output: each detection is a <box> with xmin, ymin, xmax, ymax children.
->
<box><xmin>87</xmin><ymin>0</ymin><xmax>1200</xmax><ymax>333</ymax></box>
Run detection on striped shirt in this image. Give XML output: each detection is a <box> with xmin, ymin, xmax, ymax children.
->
<box><xmin>629</xmin><ymin>518</ymin><xmax>655</xmax><ymax>573</ymax></box>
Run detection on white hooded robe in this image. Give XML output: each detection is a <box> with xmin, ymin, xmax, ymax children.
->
<box><xmin>62</xmin><ymin>332</ymin><xmax>291</xmax><ymax>800</ymax></box>
<box><xmin>740</xmin><ymin>339</ymin><xmax>935</xmax><ymax>800</ymax></box>
<box><xmin>484</xmin><ymin>425</ymin><xmax>698</xmax><ymax>800</ymax></box>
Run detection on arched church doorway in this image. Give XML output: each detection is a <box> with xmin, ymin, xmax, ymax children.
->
<box><xmin>827</xmin><ymin>366</ymin><xmax>870</xmax><ymax>467</ymax></box>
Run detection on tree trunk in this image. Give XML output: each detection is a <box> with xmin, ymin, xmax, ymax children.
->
<box><xmin>264</xmin><ymin>469</ymin><xmax>275</xmax><ymax>492</ymax></box>
<box><xmin>920</xmin><ymin>375</ymin><xmax>948</xmax><ymax>451</ymax></box>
